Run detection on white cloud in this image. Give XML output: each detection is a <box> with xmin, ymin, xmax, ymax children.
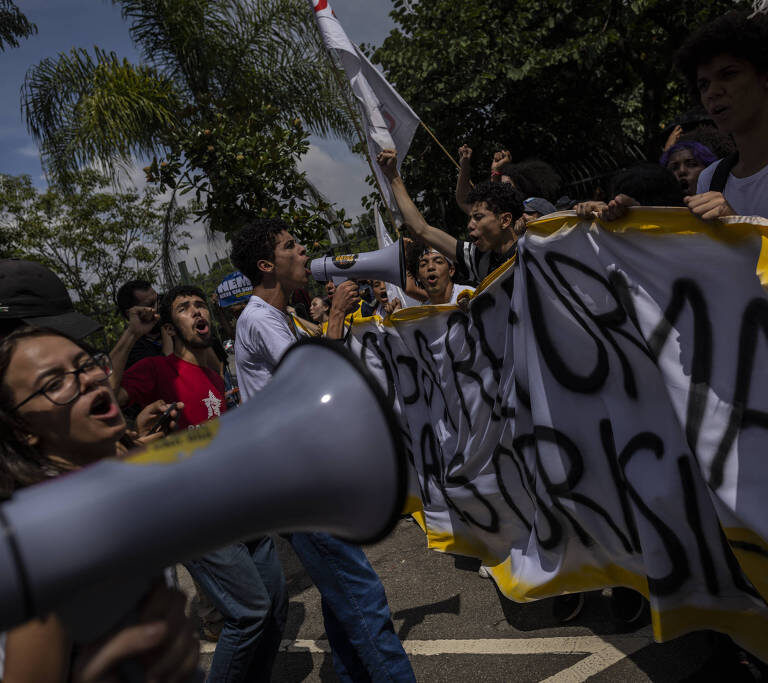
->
<box><xmin>113</xmin><ymin>161</ymin><xmax>228</xmax><ymax>279</ymax></box>
<box><xmin>299</xmin><ymin>138</ymin><xmax>372</xmax><ymax>218</ymax></box>
<box><xmin>17</xmin><ymin>144</ymin><xmax>40</xmax><ymax>158</ymax></box>
<box><xmin>110</xmin><ymin>137</ymin><xmax>375</xmax><ymax>281</ymax></box>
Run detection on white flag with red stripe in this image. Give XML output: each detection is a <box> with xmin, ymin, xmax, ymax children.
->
<box><xmin>309</xmin><ymin>0</ymin><xmax>420</xmax><ymax>215</ymax></box>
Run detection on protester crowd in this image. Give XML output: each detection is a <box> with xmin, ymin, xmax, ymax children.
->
<box><xmin>0</xmin><ymin>8</ymin><xmax>766</xmax><ymax>681</ymax></box>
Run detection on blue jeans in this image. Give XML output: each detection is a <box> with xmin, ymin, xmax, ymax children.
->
<box><xmin>289</xmin><ymin>532</ymin><xmax>415</xmax><ymax>683</ymax></box>
<box><xmin>185</xmin><ymin>536</ymin><xmax>287</xmax><ymax>682</ymax></box>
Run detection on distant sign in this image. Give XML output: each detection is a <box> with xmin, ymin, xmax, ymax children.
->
<box><xmin>216</xmin><ymin>271</ymin><xmax>252</xmax><ymax>307</ymax></box>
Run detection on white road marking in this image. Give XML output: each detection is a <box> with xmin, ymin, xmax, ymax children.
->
<box><xmin>541</xmin><ymin>634</ymin><xmax>653</xmax><ymax>682</ymax></box>
<box><xmin>200</xmin><ymin>630</ymin><xmax>654</xmax><ymax>679</ymax></box>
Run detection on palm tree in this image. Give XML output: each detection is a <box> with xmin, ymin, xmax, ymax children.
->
<box><xmin>23</xmin><ymin>0</ymin><xmax>353</xmax><ymax>178</ymax></box>
<box><xmin>22</xmin><ymin>0</ymin><xmax>356</xmax><ymax>281</ymax></box>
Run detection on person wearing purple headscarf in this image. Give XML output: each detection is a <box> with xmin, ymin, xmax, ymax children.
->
<box><xmin>660</xmin><ymin>140</ymin><xmax>718</xmax><ymax>195</ymax></box>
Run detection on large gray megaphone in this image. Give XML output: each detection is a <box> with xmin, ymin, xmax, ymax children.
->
<box><xmin>311</xmin><ymin>239</ymin><xmax>407</xmax><ymax>288</ymax></box>
<box><xmin>0</xmin><ymin>339</ymin><xmax>406</xmax><ymax>635</ymax></box>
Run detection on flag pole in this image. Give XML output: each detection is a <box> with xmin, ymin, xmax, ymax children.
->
<box><xmin>325</xmin><ymin>57</ymin><xmax>400</xmax><ymax>235</ymax></box>
<box><xmin>419</xmin><ymin>121</ymin><xmax>461</xmax><ymax>171</ymax></box>
<box><xmin>419</xmin><ymin>121</ymin><xmax>474</xmax><ymax>188</ymax></box>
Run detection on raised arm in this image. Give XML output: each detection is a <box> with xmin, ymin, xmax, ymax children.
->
<box><xmin>109</xmin><ymin>306</ymin><xmax>158</xmax><ymax>406</ymax></box>
<box><xmin>490</xmin><ymin>149</ymin><xmax>512</xmax><ymax>181</ymax></box>
<box><xmin>455</xmin><ymin>144</ymin><xmax>473</xmax><ymax>215</ymax></box>
<box><xmin>377</xmin><ymin>149</ymin><xmax>458</xmax><ymax>261</ymax></box>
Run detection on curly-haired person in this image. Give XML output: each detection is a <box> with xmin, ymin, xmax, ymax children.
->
<box><xmin>676</xmin><ymin>10</ymin><xmax>768</xmax><ymax>219</ymax></box>
<box><xmin>230</xmin><ymin>218</ymin><xmax>415</xmax><ymax>683</ymax></box>
<box><xmin>379</xmin><ymin>148</ymin><xmax>524</xmax><ymax>286</ymax></box>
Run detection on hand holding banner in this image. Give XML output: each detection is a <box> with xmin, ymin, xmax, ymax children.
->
<box><xmin>348</xmin><ymin>208</ymin><xmax>768</xmax><ymax>661</ymax></box>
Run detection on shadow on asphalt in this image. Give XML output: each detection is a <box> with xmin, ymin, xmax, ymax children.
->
<box><xmin>392</xmin><ymin>594</ymin><xmax>461</xmax><ymax>641</ymax></box>
<box><xmin>492</xmin><ymin>584</ymin><xmax>652</xmax><ymax>635</ymax></box>
<box><xmin>490</xmin><ymin>582</ymin><xmax>765</xmax><ymax>681</ymax></box>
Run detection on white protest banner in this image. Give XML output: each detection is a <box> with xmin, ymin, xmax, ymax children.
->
<box><xmin>348</xmin><ymin>208</ymin><xmax>768</xmax><ymax>660</ymax></box>
<box><xmin>309</xmin><ymin>0</ymin><xmax>419</xmax><ymax>214</ymax></box>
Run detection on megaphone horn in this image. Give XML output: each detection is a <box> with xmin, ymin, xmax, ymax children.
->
<box><xmin>311</xmin><ymin>239</ymin><xmax>407</xmax><ymax>288</ymax></box>
<box><xmin>0</xmin><ymin>339</ymin><xmax>407</xmax><ymax>635</ymax></box>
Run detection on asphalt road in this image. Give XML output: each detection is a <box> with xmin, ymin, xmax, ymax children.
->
<box><xmin>179</xmin><ymin>519</ymin><xmax>758</xmax><ymax>682</ymax></box>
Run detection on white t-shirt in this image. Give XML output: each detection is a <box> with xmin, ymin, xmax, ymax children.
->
<box><xmin>426</xmin><ymin>283</ymin><xmax>476</xmax><ymax>305</ymax></box>
<box><xmin>696</xmin><ymin>159</ymin><xmax>768</xmax><ymax>219</ymax></box>
<box><xmin>234</xmin><ymin>295</ymin><xmax>300</xmax><ymax>400</ymax></box>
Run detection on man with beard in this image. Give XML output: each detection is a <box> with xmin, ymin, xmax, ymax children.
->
<box><xmin>116</xmin><ymin>285</ymin><xmax>288</xmax><ymax>682</ymax></box>
<box><xmin>115</xmin><ymin>285</ymin><xmax>225</xmax><ymax>429</ymax></box>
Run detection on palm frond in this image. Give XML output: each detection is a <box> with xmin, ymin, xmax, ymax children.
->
<box><xmin>22</xmin><ymin>47</ymin><xmax>183</xmax><ymax>180</ymax></box>
<box><xmin>0</xmin><ymin>0</ymin><xmax>36</xmax><ymax>51</ymax></box>
<box><xmin>113</xmin><ymin>0</ymin><xmax>356</xmax><ymax>143</ymax></box>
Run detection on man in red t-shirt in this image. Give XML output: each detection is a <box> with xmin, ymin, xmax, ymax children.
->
<box><xmin>113</xmin><ymin>285</ymin><xmax>287</xmax><ymax>681</ymax></box>
<box><xmin>115</xmin><ymin>285</ymin><xmax>225</xmax><ymax>429</ymax></box>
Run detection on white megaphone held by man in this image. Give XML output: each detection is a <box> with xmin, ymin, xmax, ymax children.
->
<box><xmin>0</xmin><ymin>339</ymin><xmax>407</xmax><ymax>639</ymax></box>
<box><xmin>310</xmin><ymin>239</ymin><xmax>407</xmax><ymax>288</ymax></box>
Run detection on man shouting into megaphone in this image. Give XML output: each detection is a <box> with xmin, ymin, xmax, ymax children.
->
<box><xmin>231</xmin><ymin>219</ymin><xmax>416</xmax><ymax>682</ymax></box>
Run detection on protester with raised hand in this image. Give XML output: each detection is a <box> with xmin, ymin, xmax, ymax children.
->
<box><xmin>676</xmin><ymin>10</ymin><xmax>768</xmax><ymax>220</ymax></box>
<box><xmin>114</xmin><ymin>280</ymin><xmax>170</xmax><ymax>369</ymax></box>
<box><xmin>109</xmin><ymin>300</ymin><xmax>160</xmax><ymax>396</ymax></box>
<box><xmin>455</xmin><ymin>143</ymin><xmax>474</xmax><ymax>214</ymax></box>
<box><xmin>379</xmin><ymin>148</ymin><xmax>524</xmax><ymax>286</ymax></box>
<box><xmin>490</xmin><ymin>149</ymin><xmax>513</xmax><ymax>181</ymax></box>
<box><xmin>0</xmin><ymin>326</ymin><xmax>198</xmax><ymax>682</ymax></box>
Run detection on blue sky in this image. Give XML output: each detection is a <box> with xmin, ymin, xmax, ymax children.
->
<box><xmin>2</xmin><ymin>0</ymin><xmax>396</xmax><ymax>264</ymax></box>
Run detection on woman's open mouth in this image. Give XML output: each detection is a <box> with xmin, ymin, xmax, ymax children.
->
<box><xmin>89</xmin><ymin>390</ymin><xmax>120</xmax><ymax>420</ymax></box>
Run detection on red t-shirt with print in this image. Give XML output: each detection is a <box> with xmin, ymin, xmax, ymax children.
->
<box><xmin>122</xmin><ymin>354</ymin><xmax>226</xmax><ymax>429</ymax></box>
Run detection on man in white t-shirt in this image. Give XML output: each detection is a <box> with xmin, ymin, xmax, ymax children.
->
<box><xmin>234</xmin><ymin>225</ymin><xmax>358</xmax><ymax>399</ymax></box>
<box><xmin>677</xmin><ymin>11</ymin><xmax>768</xmax><ymax>220</ymax></box>
<box><xmin>417</xmin><ymin>249</ymin><xmax>475</xmax><ymax>305</ymax></box>
<box><xmin>231</xmin><ymin>219</ymin><xmax>415</xmax><ymax>682</ymax></box>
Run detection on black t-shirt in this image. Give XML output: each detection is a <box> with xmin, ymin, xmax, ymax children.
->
<box><xmin>126</xmin><ymin>335</ymin><xmax>162</xmax><ymax>370</ymax></box>
<box><xmin>453</xmin><ymin>240</ymin><xmax>517</xmax><ymax>286</ymax></box>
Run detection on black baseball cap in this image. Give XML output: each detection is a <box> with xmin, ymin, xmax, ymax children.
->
<box><xmin>0</xmin><ymin>260</ymin><xmax>101</xmax><ymax>339</ymax></box>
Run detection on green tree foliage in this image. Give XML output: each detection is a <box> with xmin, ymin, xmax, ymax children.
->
<box><xmin>144</xmin><ymin>102</ymin><xmax>345</xmax><ymax>247</ymax></box>
<box><xmin>0</xmin><ymin>170</ymin><xmax>190</xmax><ymax>344</ymax></box>
<box><xmin>22</xmin><ymin>0</ymin><xmax>353</xmax><ymax>251</ymax></box>
<box><xmin>369</xmin><ymin>0</ymin><xmax>747</xmax><ymax>230</ymax></box>
<box><xmin>0</xmin><ymin>0</ymin><xmax>36</xmax><ymax>51</ymax></box>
